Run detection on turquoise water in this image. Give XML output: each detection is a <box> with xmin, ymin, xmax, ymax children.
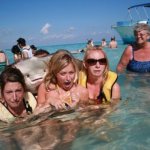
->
<box><xmin>1</xmin><ymin>42</ymin><xmax>150</xmax><ymax>150</ymax></box>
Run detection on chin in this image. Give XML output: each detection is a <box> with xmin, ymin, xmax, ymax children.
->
<box><xmin>63</xmin><ymin>85</ymin><xmax>72</xmax><ymax>91</ymax></box>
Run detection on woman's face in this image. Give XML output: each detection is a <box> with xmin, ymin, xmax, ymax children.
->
<box><xmin>56</xmin><ymin>63</ymin><xmax>76</xmax><ymax>91</ymax></box>
<box><xmin>84</xmin><ymin>50</ymin><xmax>107</xmax><ymax>77</ymax></box>
<box><xmin>135</xmin><ymin>30</ymin><xmax>150</xmax><ymax>44</ymax></box>
<box><xmin>3</xmin><ymin>82</ymin><xmax>24</xmax><ymax>109</ymax></box>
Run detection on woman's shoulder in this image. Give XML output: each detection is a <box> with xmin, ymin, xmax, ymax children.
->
<box><xmin>77</xmin><ymin>84</ymin><xmax>88</xmax><ymax>94</ymax></box>
<box><xmin>122</xmin><ymin>44</ymin><xmax>133</xmax><ymax>58</ymax></box>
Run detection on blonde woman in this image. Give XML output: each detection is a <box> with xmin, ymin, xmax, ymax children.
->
<box><xmin>79</xmin><ymin>47</ymin><xmax>120</xmax><ymax>104</ymax></box>
<box><xmin>117</xmin><ymin>23</ymin><xmax>150</xmax><ymax>73</ymax></box>
<box><xmin>37</xmin><ymin>50</ymin><xmax>88</xmax><ymax>110</ymax></box>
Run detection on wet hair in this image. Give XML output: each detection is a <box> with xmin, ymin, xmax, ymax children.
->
<box><xmin>111</xmin><ymin>37</ymin><xmax>115</xmax><ymax>41</ymax></box>
<box><xmin>134</xmin><ymin>23</ymin><xmax>150</xmax><ymax>35</ymax></box>
<box><xmin>83</xmin><ymin>47</ymin><xmax>109</xmax><ymax>85</ymax></box>
<box><xmin>17</xmin><ymin>38</ymin><xmax>26</xmax><ymax>46</ymax></box>
<box><xmin>44</xmin><ymin>50</ymin><xmax>79</xmax><ymax>90</ymax></box>
<box><xmin>30</xmin><ymin>45</ymin><xmax>37</xmax><ymax>50</ymax></box>
<box><xmin>0</xmin><ymin>67</ymin><xmax>27</xmax><ymax>96</ymax></box>
<box><xmin>87</xmin><ymin>39</ymin><xmax>93</xmax><ymax>44</ymax></box>
<box><xmin>11</xmin><ymin>45</ymin><xmax>21</xmax><ymax>54</ymax></box>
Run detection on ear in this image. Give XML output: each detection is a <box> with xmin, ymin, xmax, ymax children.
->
<box><xmin>147</xmin><ymin>34</ymin><xmax>150</xmax><ymax>40</ymax></box>
<box><xmin>73</xmin><ymin>72</ymin><xmax>78</xmax><ymax>83</ymax></box>
<box><xmin>83</xmin><ymin>61</ymin><xmax>87</xmax><ymax>69</ymax></box>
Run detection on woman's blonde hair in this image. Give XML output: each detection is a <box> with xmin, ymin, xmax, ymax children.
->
<box><xmin>134</xmin><ymin>23</ymin><xmax>150</xmax><ymax>35</ymax></box>
<box><xmin>83</xmin><ymin>46</ymin><xmax>109</xmax><ymax>85</ymax></box>
<box><xmin>44</xmin><ymin>50</ymin><xmax>79</xmax><ymax>90</ymax></box>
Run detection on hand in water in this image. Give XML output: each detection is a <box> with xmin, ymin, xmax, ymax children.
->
<box><xmin>46</xmin><ymin>92</ymin><xmax>65</xmax><ymax>110</ymax></box>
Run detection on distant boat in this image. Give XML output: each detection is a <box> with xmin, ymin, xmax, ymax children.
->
<box><xmin>112</xmin><ymin>3</ymin><xmax>150</xmax><ymax>44</ymax></box>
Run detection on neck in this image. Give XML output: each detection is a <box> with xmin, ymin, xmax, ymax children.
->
<box><xmin>57</xmin><ymin>84</ymin><xmax>74</xmax><ymax>93</ymax></box>
<box><xmin>87</xmin><ymin>74</ymin><xmax>103</xmax><ymax>85</ymax></box>
<box><xmin>137</xmin><ymin>41</ymin><xmax>150</xmax><ymax>49</ymax></box>
<box><xmin>7</xmin><ymin>102</ymin><xmax>25</xmax><ymax>117</ymax></box>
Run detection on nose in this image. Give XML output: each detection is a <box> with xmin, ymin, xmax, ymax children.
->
<box><xmin>65</xmin><ymin>74</ymin><xmax>71</xmax><ymax>81</ymax></box>
<box><xmin>95</xmin><ymin>61</ymin><xmax>101</xmax><ymax>67</ymax></box>
<box><xmin>12</xmin><ymin>92</ymin><xmax>17</xmax><ymax>100</ymax></box>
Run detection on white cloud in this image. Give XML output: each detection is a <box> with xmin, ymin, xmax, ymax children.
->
<box><xmin>65</xmin><ymin>26</ymin><xmax>75</xmax><ymax>33</ymax></box>
<box><xmin>40</xmin><ymin>23</ymin><xmax>51</xmax><ymax>35</ymax></box>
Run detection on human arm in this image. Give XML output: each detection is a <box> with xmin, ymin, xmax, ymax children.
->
<box><xmin>69</xmin><ymin>85</ymin><xmax>89</xmax><ymax>108</ymax></box>
<box><xmin>46</xmin><ymin>90</ymin><xmax>66</xmax><ymax>110</ymax></box>
<box><xmin>111</xmin><ymin>82</ymin><xmax>121</xmax><ymax>102</ymax></box>
<box><xmin>116</xmin><ymin>45</ymin><xmax>132</xmax><ymax>73</ymax></box>
<box><xmin>37</xmin><ymin>82</ymin><xmax>47</xmax><ymax>106</ymax></box>
<box><xmin>22</xmin><ymin>51</ymin><xmax>29</xmax><ymax>59</ymax></box>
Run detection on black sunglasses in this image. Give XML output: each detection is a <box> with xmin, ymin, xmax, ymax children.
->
<box><xmin>86</xmin><ymin>58</ymin><xmax>107</xmax><ymax>66</ymax></box>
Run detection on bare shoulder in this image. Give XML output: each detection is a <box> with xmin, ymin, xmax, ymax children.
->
<box><xmin>77</xmin><ymin>85</ymin><xmax>89</xmax><ymax>102</ymax></box>
<box><xmin>77</xmin><ymin>85</ymin><xmax>88</xmax><ymax>94</ymax></box>
<box><xmin>38</xmin><ymin>82</ymin><xmax>46</xmax><ymax>91</ymax></box>
<box><xmin>123</xmin><ymin>45</ymin><xmax>132</xmax><ymax>56</ymax></box>
<box><xmin>112</xmin><ymin>82</ymin><xmax>120</xmax><ymax>91</ymax></box>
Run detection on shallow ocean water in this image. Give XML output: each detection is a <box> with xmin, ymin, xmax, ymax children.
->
<box><xmin>1</xmin><ymin>43</ymin><xmax>150</xmax><ymax>150</ymax></box>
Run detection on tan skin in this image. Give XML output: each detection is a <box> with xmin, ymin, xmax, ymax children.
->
<box><xmin>109</xmin><ymin>40</ymin><xmax>117</xmax><ymax>49</ymax></box>
<box><xmin>0</xmin><ymin>52</ymin><xmax>9</xmax><ymax>65</ymax></box>
<box><xmin>2</xmin><ymin>82</ymin><xmax>26</xmax><ymax>117</ymax></box>
<box><xmin>37</xmin><ymin>63</ymin><xmax>89</xmax><ymax>110</ymax></box>
<box><xmin>83</xmin><ymin>50</ymin><xmax>120</xmax><ymax>102</ymax></box>
<box><xmin>117</xmin><ymin>30</ymin><xmax>150</xmax><ymax>73</ymax></box>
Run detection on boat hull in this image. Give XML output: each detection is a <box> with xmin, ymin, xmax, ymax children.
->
<box><xmin>112</xmin><ymin>3</ymin><xmax>150</xmax><ymax>44</ymax></box>
<box><xmin>112</xmin><ymin>24</ymin><xmax>135</xmax><ymax>44</ymax></box>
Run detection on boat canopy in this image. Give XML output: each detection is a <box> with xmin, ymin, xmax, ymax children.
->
<box><xmin>128</xmin><ymin>3</ymin><xmax>150</xmax><ymax>10</ymax></box>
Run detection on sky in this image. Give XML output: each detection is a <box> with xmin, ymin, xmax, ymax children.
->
<box><xmin>0</xmin><ymin>0</ymin><xmax>150</xmax><ymax>49</ymax></box>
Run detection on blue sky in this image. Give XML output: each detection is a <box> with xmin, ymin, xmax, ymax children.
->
<box><xmin>0</xmin><ymin>0</ymin><xmax>150</xmax><ymax>49</ymax></box>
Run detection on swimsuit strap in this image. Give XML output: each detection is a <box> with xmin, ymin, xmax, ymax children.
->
<box><xmin>23</xmin><ymin>99</ymin><xmax>33</xmax><ymax>114</ymax></box>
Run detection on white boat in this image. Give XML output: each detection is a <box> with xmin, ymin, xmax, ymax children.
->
<box><xmin>112</xmin><ymin>3</ymin><xmax>150</xmax><ymax>44</ymax></box>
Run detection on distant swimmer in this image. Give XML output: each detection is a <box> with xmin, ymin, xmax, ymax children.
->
<box><xmin>11</xmin><ymin>45</ymin><xmax>23</xmax><ymax>63</ymax></box>
<box><xmin>109</xmin><ymin>37</ymin><xmax>118</xmax><ymax>49</ymax></box>
<box><xmin>17</xmin><ymin>38</ymin><xmax>33</xmax><ymax>59</ymax></box>
<box><xmin>101</xmin><ymin>38</ymin><xmax>107</xmax><ymax>47</ymax></box>
<box><xmin>0</xmin><ymin>50</ymin><xmax>9</xmax><ymax>73</ymax></box>
<box><xmin>86</xmin><ymin>39</ymin><xmax>94</xmax><ymax>49</ymax></box>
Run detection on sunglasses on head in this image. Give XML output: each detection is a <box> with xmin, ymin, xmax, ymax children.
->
<box><xmin>86</xmin><ymin>58</ymin><xmax>107</xmax><ymax>66</ymax></box>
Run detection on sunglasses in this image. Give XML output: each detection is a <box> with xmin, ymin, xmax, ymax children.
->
<box><xmin>86</xmin><ymin>58</ymin><xmax>107</xmax><ymax>66</ymax></box>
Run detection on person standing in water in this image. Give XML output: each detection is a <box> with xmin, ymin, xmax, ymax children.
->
<box><xmin>37</xmin><ymin>50</ymin><xmax>89</xmax><ymax>110</ymax></box>
<box><xmin>0</xmin><ymin>67</ymin><xmax>37</xmax><ymax>123</ymax></box>
<box><xmin>11</xmin><ymin>45</ymin><xmax>23</xmax><ymax>63</ymax></box>
<box><xmin>17</xmin><ymin>38</ymin><xmax>33</xmax><ymax>59</ymax></box>
<box><xmin>0</xmin><ymin>50</ymin><xmax>9</xmax><ymax>73</ymax></box>
<box><xmin>109</xmin><ymin>37</ymin><xmax>118</xmax><ymax>49</ymax></box>
<box><xmin>117</xmin><ymin>23</ymin><xmax>150</xmax><ymax>73</ymax></box>
<box><xmin>79</xmin><ymin>46</ymin><xmax>120</xmax><ymax>105</ymax></box>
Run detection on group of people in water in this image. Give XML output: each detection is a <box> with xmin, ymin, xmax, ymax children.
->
<box><xmin>0</xmin><ymin>23</ymin><xmax>150</xmax><ymax>123</ymax></box>
<box><xmin>11</xmin><ymin>38</ymin><xmax>50</xmax><ymax>63</ymax></box>
<box><xmin>101</xmin><ymin>37</ymin><xmax>118</xmax><ymax>48</ymax></box>
<box><xmin>86</xmin><ymin>37</ymin><xmax>118</xmax><ymax>49</ymax></box>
